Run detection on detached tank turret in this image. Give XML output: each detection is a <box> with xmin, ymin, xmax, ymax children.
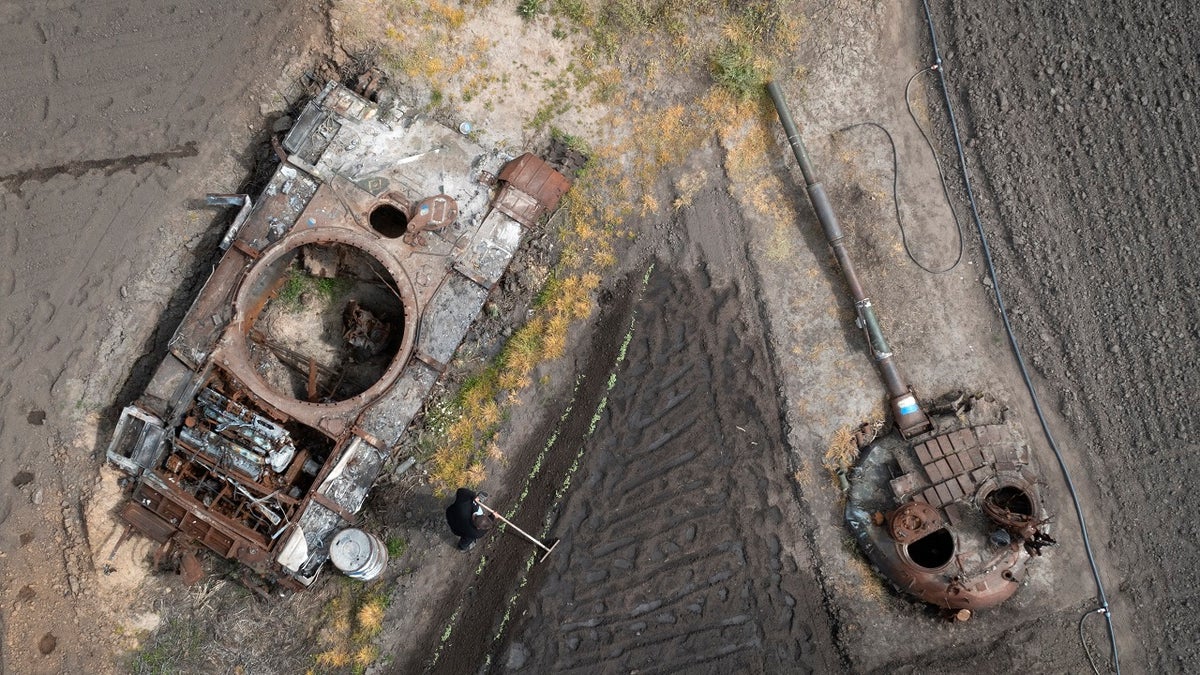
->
<box><xmin>768</xmin><ymin>82</ymin><xmax>1054</xmax><ymax>613</ymax></box>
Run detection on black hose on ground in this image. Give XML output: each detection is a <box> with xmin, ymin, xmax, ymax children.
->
<box><xmin>917</xmin><ymin>1</ymin><xmax>1121</xmax><ymax>672</ymax></box>
<box><xmin>836</xmin><ymin>70</ymin><xmax>966</xmax><ymax>274</ymax></box>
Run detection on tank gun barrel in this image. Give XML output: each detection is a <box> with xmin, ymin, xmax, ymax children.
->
<box><xmin>767</xmin><ymin>82</ymin><xmax>931</xmax><ymax>439</ymax></box>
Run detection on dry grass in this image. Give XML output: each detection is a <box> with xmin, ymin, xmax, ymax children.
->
<box><xmin>843</xmin><ymin>548</ymin><xmax>888</xmax><ymax>603</ymax></box>
<box><xmin>338</xmin><ymin>0</ymin><xmax>813</xmax><ymax>491</ymax></box>
<box><xmin>821</xmin><ymin>415</ymin><xmax>886</xmax><ymax>487</ymax></box>
<box><xmin>822</xmin><ymin>425</ymin><xmax>860</xmax><ymax>480</ymax></box>
<box><xmin>672</xmin><ymin>168</ymin><xmax>708</xmax><ymax>210</ymax></box>
<box><xmin>427</xmin><ymin>260</ymin><xmax>598</xmax><ymax>492</ymax></box>
<box><xmin>311</xmin><ymin>586</ymin><xmax>389</xmax><ymax>673</ymax></box>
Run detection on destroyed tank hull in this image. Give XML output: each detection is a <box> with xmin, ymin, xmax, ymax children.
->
<box><xmin>106</xmin><ymin>82</ymin><xmax>569</xmax><ymax>589</ymax></box>
<box><xmin>846</xmin><ymin>406</ymin><xmax>1050</xmax><ymax>611</ymax></box>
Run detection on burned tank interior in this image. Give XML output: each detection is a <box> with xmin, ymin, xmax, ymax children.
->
<box><xmin>160</xmin><ymin>373</ymin><xmax>336</xmax><ymax>543</ymax></box>
<box><xmin>105</xmin><ymin>81</ymin><xmax>571</xmax><ymax>588</ymax></box>
<box><xmin>906</xmin><ymin>528</ymin><xmax>955</xmax><ymax>570</ymax></box>
<box><xmin>243</xmin><ymin>242</ymin><xmax>407</xmax><ymax>403</ymax></box>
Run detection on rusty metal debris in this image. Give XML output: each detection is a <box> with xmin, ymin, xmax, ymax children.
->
<box><xmin>106</xmin><ymin>82</ymin><xmax>570</xmax><ymax>589</ymax></box>
<box><xmin>769</xmin><ymin>82</ymin><xmax>1053</xmax><ymax>612</ymax></box>
<box><xmin>493</xmin><ymin>152</ymin><xmax>571</xmax><ymax>227</ymax></box>
<box><xmin>847</xmin><ymin>421</ymin><xmax>1051</xmax><ymax>610</ymax></box>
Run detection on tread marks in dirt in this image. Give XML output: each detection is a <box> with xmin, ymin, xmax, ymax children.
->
<box><xmin>419</xmin><ymin>270</ymin><xmax>644</xmax><ymax>675</ymax></box>
<box><xmin>502</xmin><ymin>265</ymin><xmax>840</xmax><ymax>673</ymax></box>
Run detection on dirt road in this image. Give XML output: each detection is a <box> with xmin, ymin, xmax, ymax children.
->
<box><xmin>501</xmin><ymin>259</ymin><xmax>843</xmax><ymax>673</ymax></box>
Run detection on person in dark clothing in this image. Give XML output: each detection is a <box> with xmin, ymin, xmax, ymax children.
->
<box><xmin>445</xmin><ymin>487</ymin><xmax>495</xmax><ymax>551</ymax></box>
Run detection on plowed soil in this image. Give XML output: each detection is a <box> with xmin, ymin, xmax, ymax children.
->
<box><xmin>936</xmin><ymin>0</ymin><xmax>1200</xmax><ymax>668</ymax></box>
<box><xmin>501</xmin><ymin>263</ymin><xmax>842</xmax><ymax>673</ymax></box>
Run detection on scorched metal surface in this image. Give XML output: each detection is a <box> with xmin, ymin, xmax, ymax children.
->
<box><xmin>105</xmin><ymin>82</ymin><xmax>568</xmax><ymax>589</ymax></box>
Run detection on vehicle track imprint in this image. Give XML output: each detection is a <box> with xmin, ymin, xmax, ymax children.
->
<box><xmin>504</xmin><ymin>264</ymin><xmax>841</xmax><ymax>673</ymax></box>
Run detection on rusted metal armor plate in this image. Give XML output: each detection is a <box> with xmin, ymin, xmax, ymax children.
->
<box><xmin>105</xmin><ymin>82</ymin><xmax>570</xmax><ymax>587</ymax></box>
<box><xmin>494</xmin><ymin>152</ymin><xmax>571</xmax><ymax>227</ymax></box>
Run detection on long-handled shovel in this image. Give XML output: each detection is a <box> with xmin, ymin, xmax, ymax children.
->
<box><xmin>476</xmin><ymin>499</ymin><xmax>559</xmax><ymax>562</ymax></box>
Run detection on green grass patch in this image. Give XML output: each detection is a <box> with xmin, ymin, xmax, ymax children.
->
<box><xmin>386</xmin><ymin>536</ymin><xmax>408</xmax><ymax>559</ymax></box>
<box><xmin>517</xmin><ymin>0</ymin><xmax>545</xmax><ymax>21</ymax></box>
<box><xmin>711</xmin><ymin>41</ymin><xmax>768</xmax><ymax>100</ymax></box>
<box><xmin>551</xmin><ymin>126</ymin><xmax>590</xmax><ymax>155</ymax></box>
<box><xmin>553</xmin><ymin>0</ymin><xmax>590</xmax><ymax>24</ymax></box>
<box><xmin>276</xmin><ymin>266</ymin><xmax>351</xmax><ymax>311</ymax></box>
<box><xmin>130</xmin><ymin>619</ymin><xmax>203</xmax><ymax>674</ymax></box>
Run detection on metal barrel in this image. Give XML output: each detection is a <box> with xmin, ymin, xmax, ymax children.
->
<box><xmin>767</xmin><ymin>82</ymin><xmax>931</xmax><ymax>439</ymax></box>
<box><xmin>329</xmin><ymin>528</ymin><xmax>389</xmax><ymax>581</ymax></box>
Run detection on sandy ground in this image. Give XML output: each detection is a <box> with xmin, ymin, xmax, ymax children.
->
<box><xmin>2</xmin><ymin>0</ymin><xmax>1197</xmax><ymax>673</ymax></box>
<box><xmin>0</xmin><ymin>1</ymin><xmax>325</xmax><ymax>671</ymax></box>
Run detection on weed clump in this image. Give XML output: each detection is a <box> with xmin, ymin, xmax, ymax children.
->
<box><xmin>517</xmin><ymin>0</ymin><xmax>544</xmax><ymax>21</ymax></box>
<box><xmin>385</xmin><ymin>536</ymin><xmax>407</xmax><ymax>558</ymax></box>
<box><xmin>711</xmin><ymin>41</ymin><xmax>768</xmax><ymax>100</ymax></box>
<box><xmin>277</xmin><ymin>266</ymin><xmax>350</xmax><ymax>312</ymax></box>
<box><xmin>130</xmin><ymin>619</ymin><xmax>203</xmax><ymax>674</ymax></box>
<box><xmin>312</xmin><ymin>586</ymin><xmax>390</xmax><ymax>674</ymax></box>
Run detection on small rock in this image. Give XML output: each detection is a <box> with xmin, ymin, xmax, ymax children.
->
<box><xmin>38</xmin><ymin>633</ymin><xmax>57</xmax><ymax>655</ymax></box>
<box><xmin>11</xmin><ymin>471</ymin><xmax>34</xmax><ymax>488</ymax></box>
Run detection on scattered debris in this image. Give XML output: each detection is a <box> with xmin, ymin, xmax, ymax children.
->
<box><xmin>105</xmin><ymin>83</ymin><xmax>570</xmax><ymax>589</ymax></box>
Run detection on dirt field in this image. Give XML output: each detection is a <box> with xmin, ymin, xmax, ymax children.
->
<box><xmin>499</xmin><ymin>260</ymin><xmax>843</xmax><ymax>672</ymax></box>
<box><xmin>1</xmin><ymin>0</ymin><xmax>1196</xmax><ymax>673</ymax></box>
<box><xmin>0</xmin><ymin>1</ymin><xmax>324</xmax><ymax>671</ymax></box>
<box><xmin>934</xmin><ymin>1</ymin><xmax>1200</xmax><ymax>668</ymax></box>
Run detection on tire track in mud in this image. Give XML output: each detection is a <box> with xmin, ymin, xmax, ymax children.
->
<box><xmin>499</xmin><ymin>264</ymin><xmax>842</xmax><ymax>673</ymax></box>
<box><xmin>415</xmin><ymin>270</ymin><xmax>646</xmax><ymax>675</ymax></box>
